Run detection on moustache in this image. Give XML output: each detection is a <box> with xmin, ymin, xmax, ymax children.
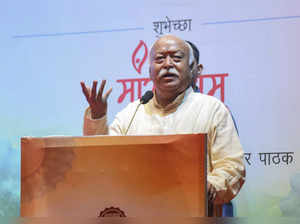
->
<box><xmin>158</xmin><ymin>68</ymin><xmax>179</xmax><ymax>78</ymax></box>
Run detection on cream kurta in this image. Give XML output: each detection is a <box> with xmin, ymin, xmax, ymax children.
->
<box><xmin>83</xmin><ymin>88</ymin><xmax>245</xmax><ymax>204</ymax></box>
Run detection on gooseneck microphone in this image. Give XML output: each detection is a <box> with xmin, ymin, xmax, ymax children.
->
<box><xmin>124</xmin><ymin>90</ymin><xmax>153</xmax><ymax>135</ymax></box>
<box><xmin>140</xmin><ymin>90</ymin><xmax>154</xmax><ymax>104</ymax></box>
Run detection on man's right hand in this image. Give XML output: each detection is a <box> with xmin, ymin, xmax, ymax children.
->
<box><xmin>80</xmin><ymin>80</ymin><xmax>112</xmax><ymax>119</ymax></box>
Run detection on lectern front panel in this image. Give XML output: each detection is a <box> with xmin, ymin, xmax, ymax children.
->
<box><xmin>21</xmin><ymin>134</ymin><xmax>207</xmax><ymax>217</ymax></box>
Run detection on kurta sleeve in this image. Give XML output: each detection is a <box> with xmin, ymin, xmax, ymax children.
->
<box><xmin>207</xmin><ymin>103</ymin><xmax>245</xmax><ymax>204</ymax></box>
<box><xmin>83</xmin><ymin>107</ymin><xmax>108</xmax><ymax>135</ymax></box>
<box><xmin>83</xmin><ymin>107</ymin><xmax>125</xmax><ymax>136</ymax></box>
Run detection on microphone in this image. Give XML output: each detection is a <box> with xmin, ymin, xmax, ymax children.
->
<box><xmin>125</xmin><ymin>91</ymin><xmax>153</xmax><ymax>135</ymax></box>
<box><xmin>140</xmin><ymin>90</ymin><xmax>154</xmax><ymax>104</ymax></box>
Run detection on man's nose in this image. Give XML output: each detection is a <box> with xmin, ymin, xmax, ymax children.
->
<box><xmin>163</xmin><ymin>56</ymin><xmax>174</xmax><ymax>68</ymax></box>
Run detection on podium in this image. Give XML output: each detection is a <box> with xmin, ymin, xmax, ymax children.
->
<box><xmin>21</xmin><ymin>134</ymin><xmax>207</xmax><ymax>217</ymax></box>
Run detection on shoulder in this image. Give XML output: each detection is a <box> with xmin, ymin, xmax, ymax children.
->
<box><xmin>189</xmin><ymin>91</ymin><xmax>227</xmax><ymax>111</ymax></box>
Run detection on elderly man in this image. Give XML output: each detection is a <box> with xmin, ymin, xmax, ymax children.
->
<box><xmin>81</xmin><ymin>35</ymin><xmax>245</xmax><ymax>215</ymax></box>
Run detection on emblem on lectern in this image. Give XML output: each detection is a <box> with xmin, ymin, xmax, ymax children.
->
<box><xmin>98</xmin><ymin>207</ymin><xmax>126</xmax><ymax>217</ymax></box>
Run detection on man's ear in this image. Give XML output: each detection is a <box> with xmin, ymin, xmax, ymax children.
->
<box><xmin>197</xmin><ymin>64</ymin><xmax>203</xmax><ymax>75</ymax></box>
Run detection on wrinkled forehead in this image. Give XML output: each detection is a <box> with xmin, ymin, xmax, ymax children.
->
<box><xmin>150</xmin><ymin>37</ymin><xmax>189</xmax><ymax>57</ymax></box>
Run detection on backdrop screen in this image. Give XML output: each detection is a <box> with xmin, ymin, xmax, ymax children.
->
<box><xmin>1</xmin><ymin>0</ymin><xmax>300</xmax><ymax>217</ymax></box>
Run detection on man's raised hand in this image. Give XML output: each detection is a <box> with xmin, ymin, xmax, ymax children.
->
<box><xmin>80</xmin><ymin>80</ymin><xmax>112</xmax><ymax>119</ymax></box>
<box><xmin>207</xmin><ymin>181</ymin><xmax>217</xmax><ymax>203</ymax></box>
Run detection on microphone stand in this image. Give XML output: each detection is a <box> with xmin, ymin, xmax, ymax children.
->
<box><xmin>124</xmin><ymin>90</ymin><xmax>153</xmax><ymax>135</ymax></box>
<box><xmin>124</xmin><ymin>103</ymin><xmax>142</xmax><ymax>135</ymax></box>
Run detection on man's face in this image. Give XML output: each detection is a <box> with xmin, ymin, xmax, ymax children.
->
<box><xmin>149</xmin><ymin>36</ymin><xmax>192</xmax><ymax>96</ymax></box>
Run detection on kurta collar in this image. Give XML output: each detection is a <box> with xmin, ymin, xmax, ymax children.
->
<box><xmin>145</xmin><ymin>87</ymin><xmax>193</xmax><ymax>116</ymax></box>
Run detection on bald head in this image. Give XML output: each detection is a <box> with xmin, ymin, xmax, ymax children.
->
<box><xmin>150</xmin><ymin>35</ymin><xmax>194</xmax><ymax>66</ymax></box>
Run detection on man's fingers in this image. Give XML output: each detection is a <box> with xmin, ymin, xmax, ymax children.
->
<box><xmin>87</xmin><ymin>87</ymin><xmax>91</xmax><ymax>96</ymax></box>
<box><xmin>213</xmin><ymin>191</ymin><xmax>216</xmax><ymax>201</ymax></box>
<box><xmin>208</xmin><ymin>186</ymin><xmax>212</xmax><ymax>201</ymax></box>
<box><xmin>208</xmin><ymin>184</ymin><xmax>216</xmax><ymax>202</ymax></box>
<box><xmin>82</xmin><ymin>80</ymin><xmax>110</xmax><ymax>105</ymax></box>
<box><xmin>209</xmin><ymin>191</ymin><xmax>214</xmax><ymax>202</ymax></box>
<box><xmin>97</xmin><ymin>80</ymin><xmax>106</xmax><ymax>101</ymax></box>
<box><xmin>91</xmin><ymin>81</ymin><xmax>98</xmax><ymax>100</ymax></box>
<box><xmin>103</xmin><ymin>88</ymin><xmax>113</xmax><ymax>102</ymax></box>
<box><xmin>80</xmin><ymin>82</ymin><xmax>91</xmax><ymax>102</ymax></box>
<box><xmin>207</xmin><ymin>182</ymin><xmax>216</xmax><ymax>202</ymax></box>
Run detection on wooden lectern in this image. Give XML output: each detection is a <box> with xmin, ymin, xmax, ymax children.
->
<box><xmin>21</xmin><ymin>134</ymin><xmax>207</xmax><ymax>217</ymax></box>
